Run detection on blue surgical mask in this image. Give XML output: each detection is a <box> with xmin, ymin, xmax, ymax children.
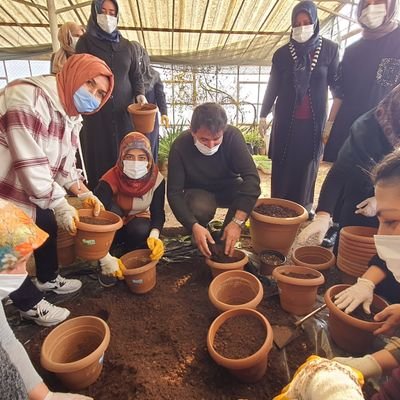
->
<box><xmin>73</xmin><ymin>86</ymin><xmax>100</xmax><ymax>113</ymax></box>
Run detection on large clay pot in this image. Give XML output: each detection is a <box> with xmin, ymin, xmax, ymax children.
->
<box><xmin>292</xmin><ymin>246</ymin><xmax>335</xmax><ymax>272</ymax></box>
<box><xmin>324</xmin><ymin>285</ymin><xmax>388</xmax><ymax>355</ymax></box>
<box><xmin>207</xmin><ymin>308</ymin><xmax>273</xmax><ymax>383</ymax></box>
<box><xmin>121</xmin><ymin>249</ymin><xmax>158</xmax><ymax>294</ymax></box>
<box><xmin>272</xmin><ymin>265</ymin><xmax>325</xmax><ymax>315</ymax></box>
<box><xmin>57</xmin><ymin>228</ymin><xmax>76</xmax><ymax>267</ymax></box>
<box><xmin>250</xmin><ymin>198</ymin><xmax>308</xmax><ymax>256</ymax></box>
<box><xmin>40</xmin><ymin>316</ymin><xmax>110</xmax><ymax>390</ymax></box>
<box><xmin>205</xmin><ymin>249</ymin><xmax>248</xmax><ymax>278</ymax></box>
<box><xmin>75</xmin><ymin>210</ymin><xmax>123</xmax><ymax>261</ymax></box>
<box><xmin>127</xmin><ymin>103</ymin><xmax>158</xmax><ymax>134</ymax></box>
<box><xmin>208</xmin><ymin>270</ymin><xmax>263</xmax><ymax>312</ymax></box>
<box><xmin>259</xmin><ymin>250</ymin><xmax>286</xmax><ymax>276</ymax></box>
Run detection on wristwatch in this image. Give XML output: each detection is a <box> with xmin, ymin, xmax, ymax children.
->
<box><xmin>232</xmin><ymin>217</ymin><xmax>245</xmax><ymax>228</ymax></box>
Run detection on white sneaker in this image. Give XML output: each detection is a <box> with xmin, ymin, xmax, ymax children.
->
<box><xmin>20</xmin><ymin>299</ymin><xmax>70</xmax><ymax>327</ymax></box>
<box><xmin>33</xmin><ymin>275</ymin><xmax>82</xmax><ymax>294</ymax></box>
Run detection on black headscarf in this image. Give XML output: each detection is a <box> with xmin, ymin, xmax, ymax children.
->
<box><xmin>131</xmin><ymin>41</ymin><xmax>159</xmax><ymax>92</ymax></box>
<box><xmin>290</xmin><ymin>1</ymin><xmax>320</xmax><ymax>104</ymax></box>
<box><xmin>87</xmin><ymin>0</ymin><xmax>120</xmax><ymax>43</ymax></box>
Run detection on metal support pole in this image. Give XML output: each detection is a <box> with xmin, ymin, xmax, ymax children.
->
<box><xmin>47</xmin><ymin>0</ymin><xmax>59</xmax><ymax>52</ymax></box>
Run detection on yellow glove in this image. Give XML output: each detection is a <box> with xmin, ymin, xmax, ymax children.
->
<box><xmin>78</xmin><ymin>191</ymin><xmax>104</xmax><ymax>216</ymax></box>
<box><xmin>147</xmin><ymin>237</ymin><xmax>164</xmax><ymax>260</ymax></box>
<box><xmin>161</xmin><ymin>115</ymin><xmax>170</xmax><ymax>128</ymax></box>
<box><xmin>115</xmin><ymin>259</ymin><xmax>126</xmax><ymax>280</ymax></box>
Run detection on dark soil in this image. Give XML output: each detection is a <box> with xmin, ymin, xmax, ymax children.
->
<box><xmin>254</xmin><ymin>204</ymin><xmax>300</xmax><ymax>218</ymax></box>
<box><xmin>209</xmin><ymin>243</ymin><xmax>243</xmax><ymax>263</ymax></box>
<box><xmin>282</xmin><ymin>272</ymin><xmax>317</xmax><ymax>279</ymax></box>
<box><xmin>213</xmin><ymin>315</ymin><xmax>266</xmax><ymax>359</ymax></box>
<box><xmin>260</xmin><ymin>253</ymin><xmax>285</xmax><ymax>266</ymax></box>
<box><xmin>79</xmin><ymin>217</ymin><xmax>113</xmax><ymax>225</ymax></box>
<box><xmin>349</xmin><ymin>304</ymin><xmax>380</xmax><ymax>323</ymax></box>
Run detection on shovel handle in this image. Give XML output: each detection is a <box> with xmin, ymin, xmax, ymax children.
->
<box><xmin>294</xmin><ymin>303</ymin><xmax>327</xmax><ymax>327</ymax></box>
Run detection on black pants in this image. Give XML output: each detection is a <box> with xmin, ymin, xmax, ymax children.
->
<box><xmin>9</xmin><ymin>208</ymin><xmax>59</xmax><ymax>311</ymax></box>
<box><xmin>117</xmin><ymin>217</ymin><xmax>151</xmax><ymax>252</ymax></box>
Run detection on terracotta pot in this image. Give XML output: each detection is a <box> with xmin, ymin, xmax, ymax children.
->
<box><xmin>57</xmin><ymin>228</ymin><xmax>76</xmax><ymax>267</ymax></box>
<box><xmin>208</xmin><ymin>270</ymin><xmax>264</xmax><ymax>312</ymax></box>
<box><xmin>250</xmin><ymin>198</ymin><xmax>308</xmax><ymax>256</ymax></box>
<box><xmin>259</xmin><ymin>250</ymin><xmax>286</xmax><ymax>276</ymax></box>
<box><xmin>207</xmin><ymin>308</ymin><xmax>273</xmax><ymax>383</ymax></box>
<box><xmin>272</xmin><ymin>265</ymin><xmax>325</xmax><ymax>315</ymax></box>
<box><xmin>205</xmin><ymin>249</ymin><xmax>248</xmax><ymax>278</ymax></box>
<box><xmin>121</xmin><ymin>249</ymin><xmax>158</xmax><ymax>294</ymax></box>
<box><xmin>324</xmin><ymin>285</ymin><xmax>388</xmax><ymax>355</ymax></box>
<box><xmin>40</xmin><ymin>316</ymin><xmax>110</xmax><ymax>390</ymax></box>
<box><xmin>75</xmin><ymin>209</ymin><xmax>123</xmax><ymax>261</ymax></box>
<box><xmin>337</xmin><ymin>254</ymin><xmax>369</xmax><ymax>276</ymax></box>
<box><xmin>292</xmin><ymin>246</ymin><xmax>335</xmax><ymax>272</ymax></box>
<box><xmin>340</xmin><ymin>226</ymin><xmax>377</xmax><ymax>243</ymax></box>
<box><xmin>127</xmin><ymin>103</ymin><xmax>158</xmax><ymax>134</ymax></box>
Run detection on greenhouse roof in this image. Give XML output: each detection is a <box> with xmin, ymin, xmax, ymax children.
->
<box><xmin>0</xmin><ymin>0</ymin><xmax>358</xmax><ymax>65</ymax></box>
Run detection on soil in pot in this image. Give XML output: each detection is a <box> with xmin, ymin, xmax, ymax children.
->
<box><xmin>260</xmin><ymin>253</ymin><xmax>284</xmax><ymax>266</ymax></box>
<box><xmin>254</xmin><ymin>204</ymin><xmax>300</xmax><ymax>218</ymax></box>
<box><xmin>213</xmin><ymin>314</ymin><xmax>266</xmax><ymax>359</ymax></box>
<box><xmin>259</xmin><ymin>250</ymin><xmax>286</xmax><ymax>275</ymax></box>
<box><xmin>282</xmin><ymin>272</ymin><xmax>317</xmax><ymax>279</ymax></box>
<box><xmin>210</xmin><ymin>244</ymin><xmax>243</xmax><ymax>263</ymax></box>
<box><xmin>79</xmin><ymin>217</ymin><xmax>112</xmax><ymax>225</ymax></box>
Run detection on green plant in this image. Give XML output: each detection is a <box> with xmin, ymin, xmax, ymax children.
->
<box><xmin>240</xmin><ymin>126</ymin><xmax>264</xmax><ymax>148</ymax></box>
<box><xmin>158</xmin><ymin>120</ymin><xmax>188</xmax><ymax>164</ymax></box>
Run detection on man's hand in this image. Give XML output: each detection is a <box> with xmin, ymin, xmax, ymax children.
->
<box><xmin>355</xmin><ymin>197</ymin><xmax>377</xmax><ymax>217</ymax></box>
<box><xmin>374</xmin><ymin>304</ymin><xmax>400</xmax><ymax>335</ymax></box>
<box><xmin>221</xmin><ymin>222</ymin><xmax>241</xmax><ymax>257</ymax></box>
<box><xmin>192</xmin><ymin>223</ymin><xmax>214</xmax><ymax>257</ymax></box>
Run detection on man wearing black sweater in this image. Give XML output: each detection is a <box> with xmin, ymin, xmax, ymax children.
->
<box><xmin>167</xmin><ymin>103</ymin><xmax>261</xmax><ymax>258</ymax></box>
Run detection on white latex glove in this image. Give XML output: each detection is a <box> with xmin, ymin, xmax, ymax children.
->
<box><xmin>99</xmin><ymin>253</ymin><xmax>120</xmax><ymax>276</ymax></box>
<box><xmin>259</xmin><ymin>117</ymin><xmax>268</xmax><ymax>135</ymax></box>
<box><xmin>333</xmin><ymin>355</ymin><xmax>382</xmax><ymax>379</ymax></box>
<box><xmin>44</xmin><ymin>391</ymin><xmax>93</xmax><ymax>400</ymax></box>
<box><xmin>334</xmin><ymin>277</ymin><xmax>375</xmax><ymax>314</ymax></box>
<box><xmin>136</xmin><ymin>94</ymin><xmax>148</xmax><ymax>105</ymax></box>
<box><xmin>296</xmin><ymin>213</ymin><xmax>330</xmax><ymax>246</ymax></box>
<box><xmin>322</xmin><ymin>120</ymin><xmax>334</xmax><ymax>145</ymax></box>
<box><xmin>53</xmin><ymin>198</ymin><xmax>79</xmax><ymax>235</ymax></box>
<box><xmin>78</xmin><ymin>191</ymin><xmax>104</xmax><ymax>216</ymax></box>
<box><xmin>355</xmin><ymin>196</ymin><xmax>377</xmax><ymax>217</ymax></box>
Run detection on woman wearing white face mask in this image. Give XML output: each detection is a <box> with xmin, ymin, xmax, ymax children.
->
<box><xmin>93</xmin><ymin>132</ymin><xmax>165</xmax><ymax>286</ymax></box>
<box><xmin>0</xmin><ymin>199</ymin><xmax>92</xmax><ymax>400</ymax></box>
<box><xmin>259</xmin><ymin>1</ymin><xmax>339</xmax><ymax>215</ymax></box>
<box><xmin>50</xmin><ymin>22</ymin><xmax>85</xmax><ymax>74</ymax></box>
<box><xmin>76</xmin><ymin>0</ymin><xmax>147</xmax><ymax>191</ymax></box>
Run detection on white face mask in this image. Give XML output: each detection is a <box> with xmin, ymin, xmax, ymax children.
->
<box><xmin>123</xmin><ymin>160</ymin><xmax>148</xmax><ymax>179</ymax></box>
<box><xmin>194</xmin><ymin>139</ymin><xmax>221</xmax><ymax>156</ymax></box>
<box><xmin>0</xmin><ymin>273</ymin><xmax>27</xmax><ymax>300</ymax></box>
<box><xmin>70</xmin><ymin>36</ymin><xmax>80</xmax><ymax>49</ymax></box>
<box><xmin>374</xmin><ymin>235</ymin><xmax>400</xmax><ymax>282</ymax></box>
<box><xmin>292</xmin><ymin>24</ymin><xmax>315</xmax><ymax>43</ymax></box>
<box><xmin>97</xmin><ymin>14</ymin><xmax>118</xmax><ymax>34</ymax></box>
<box><xmin>359</xmin><ymin>4</ymin><xmax>386</xmax><ymax>29</ymax></box>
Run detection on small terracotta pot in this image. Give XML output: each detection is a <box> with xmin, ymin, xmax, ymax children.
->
<box><xmin>207</xmin><ymin>308</ymin><xmax>273</xmax><ymax>383</ymax></box>
<box><xmin>292</xmin><ymin>246</ymin><xmax>335</xmax><ymax>272</ymax></box>
<box><xmin>250</xmin><ymin>198</ymin><xmax>308</xmax><ymax>256</ymax></box>
<box><xmin>57</xmin><ymin>228</ymin><xmax>76</xmax><ymax>267</ymax></box>
<box><xmin>208</xmin><ymin>270</ymin><xmax>264</xmax><ymax>312</ymax></box>
<box><xmin>272</xmin><ymin>265</ymin><xmax>325</xmax><ymax>315</ymax></box>
<box><xmin>259</xmin><ymin>250</ymin><xmax>286</xmax><ymax>276</ymax></box>
<box><xmin>40</xmin><ymin>316</ymin><xmax>110</xmax><ymax>390</ymax></box>
<box><xmin>325</xmin><ymin>285</ymin><xmax>388</xmax><ymax>355</ymax></box>
<box><xmin>205</xmin><ymin>249</ymin><xmax>248</xmax><ymax>278</ymax></box>
<box><xmin>75</xmin><ymin>209</ymin><xmax>123</xmax><ymax>261</ymax></box>
<box><xmin>121</xmin><ymin>249</ymin><xmax>158</xmax><ymax>294</ymax></box>
<box><xmin>127</xmin><ymin>103</ymin><xmax>158</xmax><ymax>134</ymax></box>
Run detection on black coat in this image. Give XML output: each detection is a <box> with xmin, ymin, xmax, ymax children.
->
<box><xmin>260</xmin><ymin>37</ymin><xmax>339</xmax><ymax>163</ymax></box>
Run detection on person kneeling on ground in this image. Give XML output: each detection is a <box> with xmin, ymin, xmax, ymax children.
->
<box><xmin>0</xmin><ymin>199</ymin><xmax>92</xmax><ymax>400</ymax></box>
<box><xmin>94</xmin><ymin>132</ymin><xmax>165</xmax><ymax>286</ymax></box>
<box><xmin>167</xmin><ymin>102</ymin><xmax>261</xmax><ymax>258</ymax></box>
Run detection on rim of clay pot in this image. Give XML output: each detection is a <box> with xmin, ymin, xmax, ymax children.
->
<box><xmin>208</xmin><ymin>270</ymin><xmax>264</xmax><ymax>312</ymax></box>
<box><xmin>251</xmin><ymin>198</ymin><xmax>308</xmax><ymax>225</ymax></box>
<box><xmin>340</xmin><ymin>226</ymin><xmax>377</xmax><ymax>244</ymax></box>
<box><xmin>259</xmin><ymin>250</ymin><xmax>286</xmax><ymax>266</ymax></box>
<box><xmin>272</xmin><ymin>265</ymin><xmax>325</xmax><ymax>287</ymax></box>
<box><xmin>127</xmin><ymin>103</ymin><xmax>158</xmax><ymax>114</ymax></box>
<box><xmin>205</xmin><ymin>249</ymin><xmax>249</xmax><ymax>272</ymax></box>
<box><xmin>340</xmin><ymin>237</ymin><xmax>377</xmax><ymax>251</ymax></box>
<box><xmin>40</xmin><ymin>316</ymin><xmax>110</xmax><ymax>373</ymax></box>
<box><xmin>324</xmin><ymin>284</ymin><xmax>388</xmax><ymax>331</ymax></box>
<box><xmin>121</xmin><ymin>249</ymin><xmax>158</xmax><ymax>276</ymax></box>
<box><xmin>292</xmin><ymin>246</ymin><xmax>335</xmax><ymax>271</ymax></box>
<box><xmin>76</xmin><ymin>209</ymin><xmax>123</xmax><ymax>233</ymax></box>
<box><xmin>336</xmin><ymin>255</ymin><xmax>369</xmax><ymax>275</ymax></box>
<box><xmin>338</xmin><ymin>239</ymin><xmax>377</xmax><ymax>255</ymax></box>
<box><xmin>207</xmin><ymin>308</ymin><xmax>273</xmax><ymax>369</ymax></box>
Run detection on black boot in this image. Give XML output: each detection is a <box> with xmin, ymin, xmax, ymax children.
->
<box><xmin>321</xmin><ymin>223</ymin><xmax>340</xmax><ymax>248</ymax></box>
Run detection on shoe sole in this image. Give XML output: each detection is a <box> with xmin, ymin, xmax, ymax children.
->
<box><xmin>97</xmin><ymin>276</ymin><xmax>117</xmax><ymax>288</ymax></box>
<box><xmin>20</xmin><ymin>310</ymin><xmax>70</xmax><ymax>327</ymax></box>
<box><xmin>36</xmin><ymin>285</ymin><xmax>82</xmax><ymax>295</ymax></box>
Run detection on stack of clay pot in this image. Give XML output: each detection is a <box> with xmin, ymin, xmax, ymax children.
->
<box><xmin>57</xmin><ymin>228</ymin><xmax>76</xmax><ymax>267</ymax></box>
<box><xmin>337</xmin><ymin>226</ymin><xmax>377</xmax><ymax>279</ymax></box>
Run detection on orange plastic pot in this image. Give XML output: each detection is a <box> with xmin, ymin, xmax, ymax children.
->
<box><xmin>292</xmin><ymin>246</ymin><xmax>335</xmax><ymax>272</ymax></box>
<box><xmin>75</xmin><ymin>209</ymin><xmax>122</xmax><ymax>261</ymax></box>
<box><xmin>325</xmin><ymin>285</ymin><xmax>388</xmax><ymax>355</ymax></box>
<box><xmin>207</xmin><ymin>308</ymin><xmax>273</xmax><ymax>383</ymax></box>
<box><xmin>208</xmin><ymin>270</ymin><xmax>263</xmax><ymax>313</ymax></box>
<box><xmin>250</xmin><ymin>198</ymin><xmax>308</xmax><ymax>256</ymax></box>
<box><xmin>121</xmin><ymin>249</ymin><xmax>158</xmax><ymax>294</ymax></box>
<box><xmin>40</xmin><ymin>316</ymin><xmax>110</xmax><ymax>390</ymax></box>
<box><xmin>272</xmin><ymin>265</ymin><xmax>325</xmax><ymax>315</ymax></box>
<box><xmin>205</xmin><ymin>249</ymin><xmax>248</xmax><ymax>278</ymax></box>
<box><xmin>127</xmin><ymin>103</ymin><xmax>158</xmax><ymax>133</ymax></box>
